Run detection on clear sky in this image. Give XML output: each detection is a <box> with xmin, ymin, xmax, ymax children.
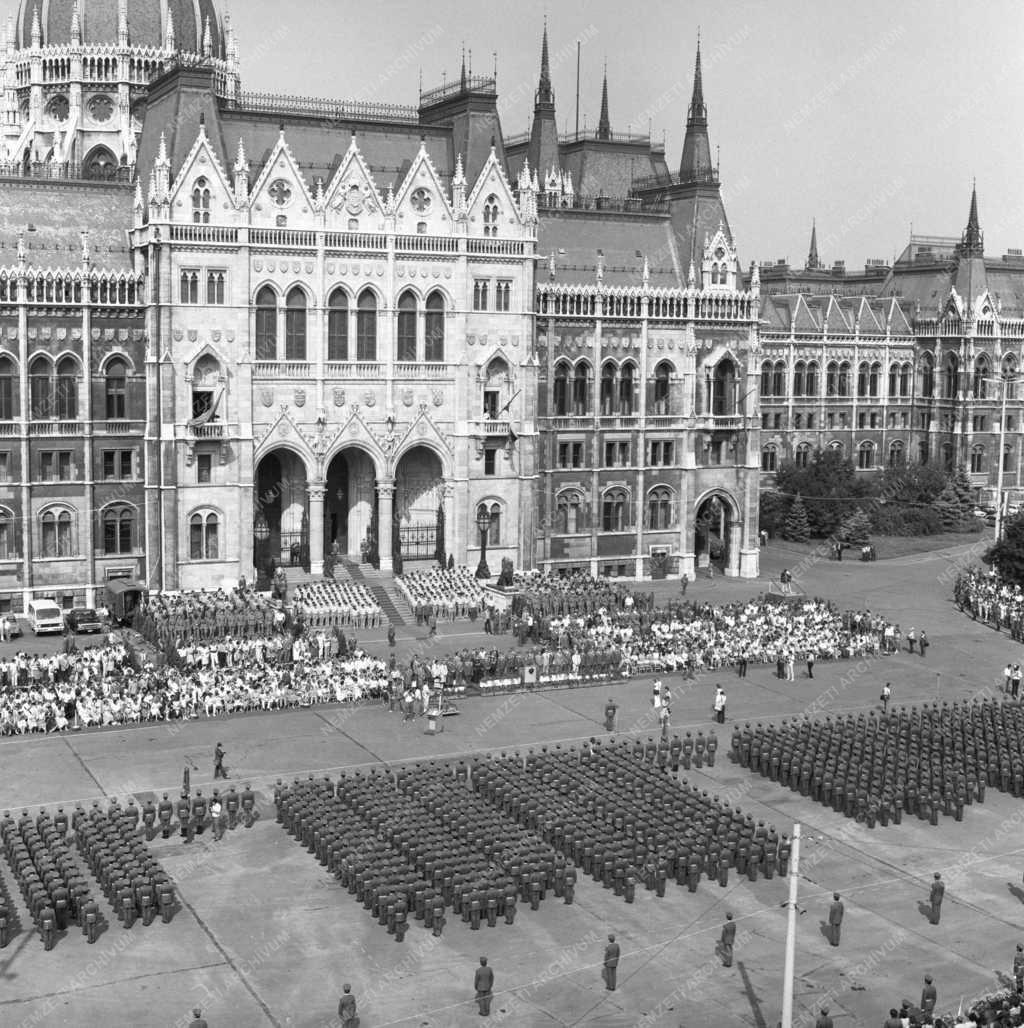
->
<box><xmin>51</xmin><ymin>0</ymin><xmax>1024</xmax><ymax>268</ymax></box>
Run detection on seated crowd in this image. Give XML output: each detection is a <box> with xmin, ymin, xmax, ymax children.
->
<box><xmin>293</xmin><ymin>581</ymin><xmax>382</xmax><ymax>629</ymax></box>
<box><xmin>398</xmin><ymin>567</ymin><xmax>489</xmax><ymax>621</ymax></box>
<box><xmin>955</xmin><ymin>567</ymin><xmax>1024</xmax><ymax>640</ymax></box>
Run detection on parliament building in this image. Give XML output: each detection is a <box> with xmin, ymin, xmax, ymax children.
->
<box><xmin>0</xmin><ymin>0</ymin><xmax>1017</xmax><ymax>609</ymax></box>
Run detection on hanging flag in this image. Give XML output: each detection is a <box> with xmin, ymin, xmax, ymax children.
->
<box><xmin>187</xmin><ymin>387</ymin><xmax>223</xmax><ymax>430</ymax></box>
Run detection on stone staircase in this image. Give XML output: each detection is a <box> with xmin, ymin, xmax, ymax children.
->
<box><xmin>339</xmin><ymin>559</ymin><xmax>414</xmax><ymax>628</ymax></box>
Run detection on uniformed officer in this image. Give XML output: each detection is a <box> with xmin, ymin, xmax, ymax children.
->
<box><xmin>158</xmin><ymin>794</ymin><xmax>174</xmax><ymax>839</ymax></box>
<box><xmin>604</xmin><ymin>699</ymin><xmax>617</xmax><ymax>733</ymax></box>
<box><xmin>141</xmin><ymin>799</ymin><xmax>157</xmax><ymax>841</ymax></box>
<box><xmin>241</xmin><ymin>783</ymin><xmax>257</xmax><ymax>828</ymax></box>
<box><xmin>720</xmin><ymin>913</ymin><xmax>736</xmax><ymax>967</ymax></box>
<box><xmin>175</xmin><ymin>792</ymin><xmax>191</xmax><ymax>841</ymax></box>
<box><xmin>929</xmin><ymin>872</ymin><xmax>944</xmax><ymax>925</ymax></box>
<box><xmin>225</xmin><ymin>787</ymin><xmax>240</xmax><ymax>830</ymax></box>
<box><xmin>920</xmin><ymin>975</ymin><xmax>937</xmax><ymax>1017</ymax></box>
<box><xmin>827</xmin><ymin>893</ymin><xmax>843</xmax><ymax>946</ymax></box>
<box><xmin>338</xmin><ymin>984</ymin><xmax>358</xmax><ymax>1028</ymax></box>
<box><xmin>602</xmin><ymin>934</ymin><xmax>620</xmax><ymax>991</ymax></box>
<box><xmin>474</xmin><ymin>956</ymin><xmax>494</xmax><ymax>1016</ymax></box>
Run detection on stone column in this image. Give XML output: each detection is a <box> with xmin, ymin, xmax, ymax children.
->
<box><xmin>308</xmin><ymin>483</ymin><xmax>326</xmax><ymax>575</ymax></box>
<box><xmin>377</xmin><ymin>479</ymin><xmax>395</xmax><ymax>572</ymax></box>
<box><xmin>726</xmin><ymin>519</ymin><xmax>742</xmax><ymax>577</ymax></box>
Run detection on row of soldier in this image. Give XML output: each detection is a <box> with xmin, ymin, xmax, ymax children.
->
<box><xmin>735</xmin><ymin>698</ymin><xmax>1024</xmax><ymax>828</ymax></box>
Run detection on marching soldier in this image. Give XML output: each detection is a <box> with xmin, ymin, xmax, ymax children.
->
<box><xmin>158</xmin><ymin>794</ymin><xmax>174</xmax><ymax>839</ymax></box>
<box><xmin>602</xmin><ymin>934</ymin><xmax>620</xmax><ymax>991</ymax></box>
<box><xmin>225</xmin><ymin>786</ymin><xmax>240</xmax><ymax>830</ymax></box>
<box><xmin>141</xmin><ymin>799</ymin><xmax>157</xmax><ymax>841</ymax></box>
<box><xmin>241</xmin><ymin>783</ymin><xmax>257</xmax><ymax>828</ymax></box>
<box><xmin>720</xmin><ymin>913</ymin><xmax>736</xmax><ymax>967</ymax></box>
<box><xmin>175</xmin><ymin>792</ymin><xmax>191</xmax><ymax>842</ymax></box>
<box><xmin>929</xmin><ymin>872</ymin><xmax>944</xmax><ymax>925</ymax></box>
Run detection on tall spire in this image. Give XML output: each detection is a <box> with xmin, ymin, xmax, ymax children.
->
<box><xmin>958</xmin><ymin>179</ymin><xmax>984</xmax><ymax>258</ymax></box>
<box><xmin>460</xmin><ymin>43</ymin><xmax>467</xmax><ymax>90</ymax></box>
<box><xmin>70</xmin><ymin>0</ymin><xmax>80</xmax><ymax>46</ymax></box>
<box><xmin>596</xmin><ymin>63</ymin><xmax>611</xmax><ymax>140</ymax></box>
<box><xmin>678</xmin><ymin>37</ymin><xmax>715</xmax><ymax>184</ymax></box>
<box><xmin>806</xmin><ymin>220</ymin><xmax>822</xmax><ymax>270</ymax></box>
<box><xmin>537</xmin><ymin>18</ymin><xmax>553</xmax><ymax>106</ymax></box>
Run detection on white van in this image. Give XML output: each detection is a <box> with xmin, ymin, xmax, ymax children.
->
<box><xmin>27</xmin><ymin>599</ymin><xmax>64</xmax><ymax>635</ymax></box>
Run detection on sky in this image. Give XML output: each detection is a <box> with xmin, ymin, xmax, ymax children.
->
<box><xmin>17</xmin><ymin>0</ymin><xmax>1024</xmax><ymax>269</ymax></box>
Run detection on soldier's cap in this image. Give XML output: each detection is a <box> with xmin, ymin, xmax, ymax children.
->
<box><xmin>925</xmin><ymin>975</ymin><xmax>932</xmax><ymax>982</ymax></box>
<box><xmin>725</xmin><ymin>912</ymin><xmax>733</xmax><ymax>919</ymax></box>
<box><xmin>193</xmin><ymin>1010</ymin><xmax>202</xmax><ymax>1017</ymax></box>
<box><xmin>833</xmin><ymin>892</ymin><xmax>840</xmax><ymax>899</ymax></box>
<box><xmin>934</xmin><ymin>872</ymin><xmax>941</xmax><ymax>879</ymax></box>
<box><xmin>480</xmin><ymin>956</ymin><xmax>488</xmax><ymax>965</ymax></box>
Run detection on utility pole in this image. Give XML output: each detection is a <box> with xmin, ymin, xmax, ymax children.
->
<box><xmin>780</xmin><ymin>823</ymin><xmax>801</xmax><ymax>1028</ymax></box>
<box><xmin>575</xmin><ymin>41</ymin><xmax>581</xmax><ymax>138</ymax></box>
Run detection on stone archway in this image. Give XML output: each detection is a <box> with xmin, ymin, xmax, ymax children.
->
<box><xmin>394</xmin><ymin>445</ymin><xmax>444</xmax><ymax>564</ymax></box>
<box><xmin>694</xmin><ymin>491</ymin><xmax>742</xmax><ymax>577</ymax></box>
<box><xmin>254</xmin><ymin>448</ymin><xmax>310</xmax><ymax>585</ymax></box>
<box><xmin>323</xmin><ymin>446</ymin><xmax>379</xmax><ymax>566</ymax></box>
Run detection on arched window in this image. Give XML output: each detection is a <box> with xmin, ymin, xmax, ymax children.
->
<box><xmin>900</xmin><ymin>362</ymin><xmax>911</xmax><ymax>397</ymax></box>
<box><xmin>795</xmin><ymin>442</ymin><xmax>811</xmax><ymax>469</ymax></box>
<box><xmin>828</xmin><ymin>440</ymin><xmax>844</xmax><ymax>457</ymax></box>
<box><xmin>601</xmin><ymin>488</ymin><xmax>628</xmax><ymax>532</ymax></box>
<box><xmin>647</xmin><ymin>487</ymin><xmax>673</xmax><ymax>530</ymax></box>
<box><xmin>397</xmin><ymin>290</ymin><xmax>417</xmax><ymax>362</ymax></box>
<box><xmin>572</xmin><ymin>362</ymin><xmax>590</xmax><ymax>415</ymax></box>
<box><xmin>619</xmin><ymin>363</ymin><xmax>635</xmax><ymax>415</ymax></box>
<box><xmin>327</xmin><ymin>289</ymin><xmax>349</xmax><ymax>362</ymax></box>
<box><xmin>476</xmin><ymin>502</ymin><xmax>502</xmax><ymax>546</ymax></box>
<box><xmin>971</xmin><ymin>444</ymin><xmax>985</xmax><ymax>474</ymax></box>
<box><xmin>0</xmin><ymin>356</ymin><xmax>14</xmax><ymax>421</ymax></box>
<box><xmin>29</xmin><ymin>356</ymin><xmax>52</xmax><ymax>419</ymax></box>
<box><xmin>889</xmin><ymin>362</ymin><xmax>899</xmax><ymax>398</ymax></box>
<box><xmin>254</xmin><ymin>286</ymin><xmax>277</xmax><ymax>361</ymax></box>
<box><xmin>105</xmin><ymin>357</ymin><xmax>127</xmax><ymax>419</ymax></box>
<box><xmin>40</xmin><ymin>508</ymin><xmax>74</xmax><ymax>558</ymax></box>
<box><xmin>600</xmin><ymin>362</ymin><xmax>616</xmax><ymax>416</ymax></box>
<box><xmin>102</xmin><ymin>505</ymin><xmax>134</xmax><ymax>554</ymax></box>
<box><xmin>944</xmin><ymin>353</ymin><xmax>959</xmax><ymax>399</ymax></box>
<box><xmin>761</xmin><ymin>360</ymin><xmax>774</xmax><ymax>397</ymax></box>
<box><xmin>356</xmin><ymin>290</ymin><xmax>377</xmax><ymax>361</ymax></box>
<box><xmin>713</xmin><ymin>358</ymin><xmax>737</xmax><ymax>416</ymax></box>
<box><xmin>180</xmin><ymin>269</ymin><xmax>199</xmax><ymax>304</ymax></box>
<box><xmin>793</xmin><ymin>361</ymin><xmax>806</xmax><ymax>397</ymax></box>
<box><xmin>921</xmin><ymin>353</ymin><xmax>935</xmax><ymax>398</ymax></box>
<box><xmin>772</xmin><ymin>361</ymin><xmax>786</xmax><ymax>398</ymax></box>
<box><xmin>837</xmin><ymin>362</ymin><xmax>850</xmax><ymax>397</ymax></box>
<box><xmin>191</xmin><ymin>177</ymin><xmax>211</xmax><ymax>224</ymax></box>
<box><xmin>793</xmin><ymin>412</ymin><xmax>803</xmax><ymax>429</ymax></box>
<box><xmin>0</xmin><ymin>508</ymin><xmax>14</xmax><ymax>560</ymax></box>
<box><xmin>889</xmin><ymin>440</ymin><xmax>905</xmax><ymax>468</ymax></box>
<box><xmin>425</xmin><ymin>291</ymin><xmax>445</xmax><ymax>363</ymax></box>
<box><xmin>1004</xmin><ymin>354</ymin><xmax>1019</xmax><ymax>400</ymax></box>
<box><xmin>826</xmin><ymin>361</ymin><xmax>838</xmax><ymax>397</ymax></box>
<box><xmin>805</xmin><ymin>361</ymin><xmax>818</xmax><ymax>398</ymax></box>
<box><xmin>284</xmin><ymin>287</ymin><xmax>307</xmax><ymax>361</ymax></box>
<box><xmin>858</xmin><ymin>441</ymin><xmax>875</xmax><ymax>470</ymax></box>
<box><xmin>556</xmin><ymin>490</ymin><xmax>584</xmax><ymax>534</ymax></box>
<box><xmin>189</xmin><ymin>511</ymin><xmax>220</xmax><ymax>561</ymax></box>
<box><xmin>869</xmin><ymin>362</ymin><xmax>880</xmax><ymax>397</ymax></box>
<box><xmin>553</xmin><ymin>361</ymin><xmax>570</xmax><ymax>416</ymax></box>
<box><xmin>973</xmin><ymin>356</ymin><xmax>990</xmax><ymax>399</ymax></box>
<box><xmin>761</xmin><ymin>444</ymin><xmax>777</xmax><ymax>472</ymax></box>
<box><xmin>56</xmin><ymin>356</ymin><xmax>77</xmax><ymax>419</ymax></box>
<box><xmin>653</xmin><ymin>362</ymin><xmax>672</xmax><ymax>415</ymax></box>
<box><xmin>857</xmin><ymin>361</ymin><xmax>869</xmax><ymax>398</ymax></box>
<box><xmin>483</xmin><ymin>195</ymin><xmax>499</xmax><ymax>237</ymax></box>
<box><xmin>941</xmin><ymin>442</ymin><xmax>955</xmax><ymax>469</ymax></box>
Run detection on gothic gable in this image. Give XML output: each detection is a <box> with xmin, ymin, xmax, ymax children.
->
<box><xmin>248</xmin><ymin>132</ymin><xmax>315</xmax><ymax>228</ymax></box>
<box><xmin>701</xmin><ymin>223</ymin><xmax>738</xmax><ymax>290</ymax></box>
<box><xmin>322</xmin><ymin>136</ymin><xmax>386</xmax><ymax>232</ymax></box>
<box><xmin>168</xmin><ymin>126</ymin><xmax>234</xmax><ymax>222</ymax></box>
<box><xmin>393</xmin><ymin>141</ymin><xmax>454</xmax><ymax>236</ymax></box>
<box><xmin>466</xmin><ymin>148</ymin><xmax>521</xmax><ymax>235</ymax></box>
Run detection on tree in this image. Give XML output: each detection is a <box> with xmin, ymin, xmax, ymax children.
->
<box><xmin>775</xmin><ymin>449</ymin><xmax>867</xmax><ymax>537</ymax></box>
<box><xmin>782</xmin><ymin>493</ymin><xmax>810</xmax><ymax>543</ymax></box>
<box><xmin>984</xmin><ymin>512</ymin><xmax>1024</xmax><ymax>588</ymax></box>
<box><xmin>838</xmin><ymin>507</ymin><xmax>872</xmax><ymax>546</ymax></box>
<box><xmin>949</xmin><ymin>464</ymin><xmax>976</xmax><ymax>525</ymax></box>
<box><xmin>932</xmin><ymin>481</ymin><xmax>961</xmax><ymax>532</ymax></box>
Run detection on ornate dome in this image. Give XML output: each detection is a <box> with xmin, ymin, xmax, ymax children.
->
<box><xmin>15</xmin><ymin>0</ymin><xmax>225</xmax><ymax>56</ymax></box>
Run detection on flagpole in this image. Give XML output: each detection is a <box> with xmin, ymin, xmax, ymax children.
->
<box><xmin>781</xmin><ymin>823</ymin><xmax>801</xmax><ymax>1028</ymax></box>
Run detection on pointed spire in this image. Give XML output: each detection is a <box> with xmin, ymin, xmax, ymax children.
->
<box><xmin>202</xmin><ymin>15</ymin><xmax>212</xmax><ymax>57</ymax></box>
<box><xmin>30</xmin><ymin>4</ymin><xmax>40</xmax><ymax>48</ymax></box>
<box><xmin>806</xmin><ymin>219</ymin><xmax>821</xmax><ymax>270</ymax></box>
<box><xmin>452</xmin><ymin>153</ymin><xmax>467</xmax><ymax>219</ymax></box>
<box><xmin>70</xmin><ymin>0</ymin><xmax>80</xmax><ymax>46</ymax></box>
<box><xmin>164</xmin><ymin>6</ymin><xmax>175</xmax><ymax>50</ymax></box>
<box><xmin>537</xmin><ymin>18</ymin><xmax>553</xmax><ymax>106</ymax></box>
<box><xmin>453</xmin><ymin>152</ymin><xmax>465</xmax><ymax>187</ymax></box>
<box><xmin>133</xmin><ymin>178</ymin><xmax>144</xmax><ymax>211</ymax></box>
<box><xmin>460</xmin><ymin>42</ymin><xmax>467</xmax><ymax>90</ymax></box>
<box><xmin>642</xmin><ymin>255</ymin><xmax>650</xmax><ymax>286</ymax></box>
<box><xmin>597</xmin><ymin>63</ymin><xmax>611</xmax><ymax>140</ymax></box>
<box><xmin>118</xmin><ymin>0</ymin><xmax>128</xmax><ymax>47</ymax></box>
<box><xmin>687</xmin><ymin>259</ymin><xmax>696</xmax><ymax>288</ymax></box>
<box><xmin>689</xmin><ymin>34</ymin><xmax>705</xmax><ymax>121</ymax></box>
<box><xmin>156</xmin><ymin>131</ymin><xmax>168</xmax><ymax>166</ymax></box>
<box><xmin>958</xmin><ymin>179</ymin><xmax>984</xmax><ymax>258</ymax></box>
<box><xmin>234</xmin><ymin>137</ymin><xmax>248</xmax><ymax>171</ymax></box>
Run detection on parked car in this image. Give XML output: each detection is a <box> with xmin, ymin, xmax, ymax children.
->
<box><xmin>66</xmin><ymin>608</ymin><xmax>103</xmax><ymax>634</ymax></box>
<box><xmin>985</xmin><ymin>513</ymin><xmax>998</xmax><ymax>527</ymax></box>
<box><xmin>1</xmin><ymin>614</ymin><xmax>21</xmax><ymax>638</ymax></box>
<box><xmin>973</xmin><ymin>507</ymin><xmax>988</xmax><ymax>518</ymax></box>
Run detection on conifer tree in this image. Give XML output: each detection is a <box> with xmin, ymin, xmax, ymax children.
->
<box><xmin>782</xmin><ymin>493</ymin><xmax>811</xmax><ymax>543</ymax></box>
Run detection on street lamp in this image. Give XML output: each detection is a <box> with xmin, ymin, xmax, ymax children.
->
<box><xmin>475</xmin><ymin>507</ymin><xmax>492</xmax><ymax>580</ymax></box>
<box><xmin>253</xmin><ymin>513</ymin><xmax>271</xmax><ymax>587</ymax></box>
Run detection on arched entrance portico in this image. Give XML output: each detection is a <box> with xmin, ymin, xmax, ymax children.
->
<box><xmin>694</xmin><ymin>491</ymin><xmax>742</xmax><ymax>577</ymax></box>
<box><xmin>254</xmin><ymin>448</ymin><xmax>310</xmax><ymax>586</ymax></box>
<box><xmin>323</xmin><ymin>446</ymin><xmax>379</xmax><ymax>567</ymax></box>
<box><xmin>394</xmin><ymin>446</ymin><xmax>445</xmax><ymax>565</ymax></box>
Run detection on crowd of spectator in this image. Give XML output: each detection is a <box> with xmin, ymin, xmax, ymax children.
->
<box><xmin>955</xmin><ymin>568</ymin><xmax>1024</xmax><ymax>640</ymax></box>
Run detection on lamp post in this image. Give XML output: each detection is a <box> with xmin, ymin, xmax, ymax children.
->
<box><xmin>475</xmin><ymin>507</ymin><xmax>492</xmax><ymax>580</ymax></box>
<box><xmin>253</xmin><ymin>513</ymin><xmax>270</xmax><ymax>587</ymax></box>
